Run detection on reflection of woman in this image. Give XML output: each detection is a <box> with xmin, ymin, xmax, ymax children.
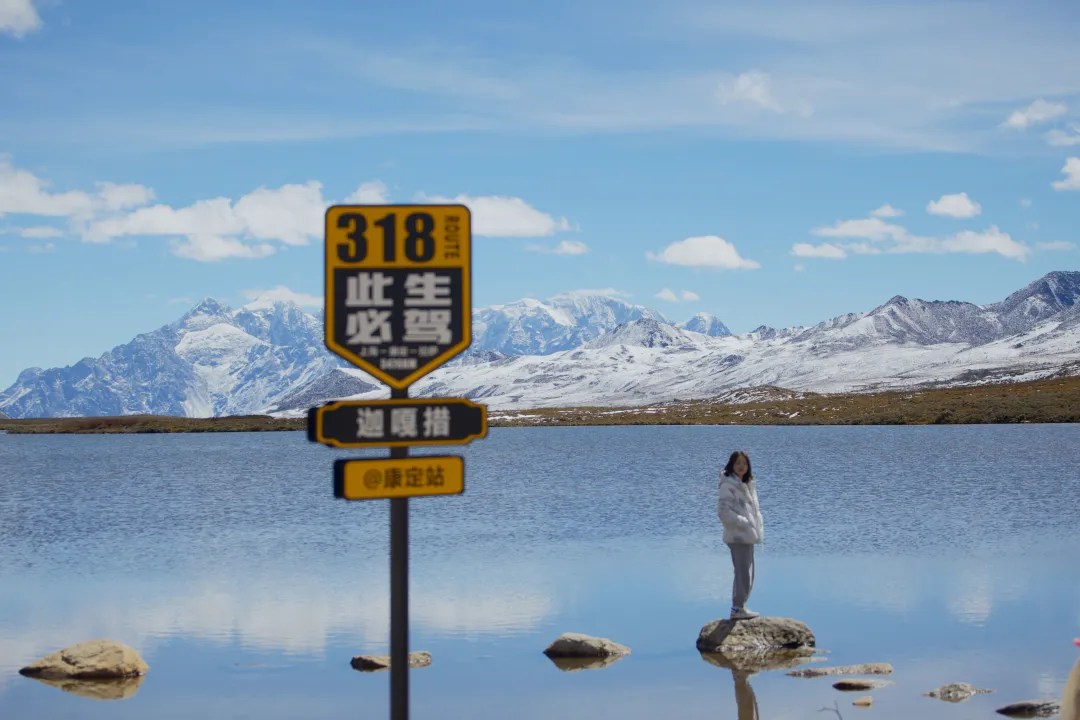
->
<box><xmin>717</xmin><ymin>450</ymin><xmax>765</xmax><ymax>620</ymax></box>
<box><xmin>1063</xmin><ymin>639</ymin><xmax>1080</xmax><ymax>720</ymax></box>
<box><xmin>732</xmin><ymin>670</ymin><xmax>760</xmax><ymax>720</ymax></box>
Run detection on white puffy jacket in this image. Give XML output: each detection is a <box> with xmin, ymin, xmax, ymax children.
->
<box><xmin>717</xmin><ymin>473</ymin><xmax>764</xmax><ymax>545</ymax></box>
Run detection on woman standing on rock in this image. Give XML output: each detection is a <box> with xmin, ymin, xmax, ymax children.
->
<box><xmin>718</xmin><ymin>450</ymin><xmax>765</xmax><ymax>620</ymax></box>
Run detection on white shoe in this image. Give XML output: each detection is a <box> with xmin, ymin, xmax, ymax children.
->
<box><xmin>730</xmin><ymin>608</ymin><xmax>760</xmax><ymax>620</ymax></box>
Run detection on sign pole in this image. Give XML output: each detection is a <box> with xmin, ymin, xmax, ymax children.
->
<box><xmin>390</xmin><ymin>386</ymin><xmax>409</xmax><ymax>720</ymax></box>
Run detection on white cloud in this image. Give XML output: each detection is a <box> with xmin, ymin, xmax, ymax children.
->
<box><xmin>0</xmin><ymin>160</ymin><xmax>96</xmax><ymax>217</ymax></box>
<box><xmin>646</xmin><ymin>235</ymin><xmax>760</xmax><ymax>269</ymax></box>
<box><xmin>525</xmin><ymin>239</ymin><xmax>589</xmax><ymax>255</ymax></box>
<box><xmin>96</xmin><ymin>181</ymin><xmax>156</xmax><ymax>211</ymax></box>
<box><xmin>0</xmin><ymin>0</ymin><xmax>40</xmax><ymax>37</ymax></box>
<box><xmin>553</xmin><ymin>240</ymin><xmax>588</xmax><ymax>255</ymax></box>
<box><xmin>417</xmin><ymin>193</ymin><xmax>571</xmax><ymax>237</ymax></box>
<box><xmin>845</xmin><ymin>242</ymin><xmax>883</xmax><ymax>255</ymax></box>
<box><xmin>1020</xmin><ymin>198</ymin><xmax>1033</xmax><ymax>209</ymax></box>
<box><xmin>926</xmin><ymin>192</ymin><xmax>982</xmax><ymax>218</ymax></box>
<box><xmin>232</xmin><ymin>182</ymin><xmax>325</xmax><ymax>245</ymax></box>
<box><xmin>716</xmin><ymin>70</ymin><xmax>785</xmax><ymax>113</ymax></box>
<box><xmin>170</xmin><ymin>235</ymin><xmax>277</xmax><ymax>262</ymax></box>
<box><xmin>1038</xmin><ymin>241</ymin><xmax>1077</xmax><ymax>252</ymax></box>
<box><xmin>1051</xmin><ymin>157</ymin><xmax>1080</xmax><ymax>190</ymax></box>
<box><xmin>242</xmin><ymin>285</ymin><xmax>323</xmax><ymax>309</ymax></box>
<box><xmin>870</xmin><ymin>204</ymin><xmax>903</xmax><ymax>218</ymax></box>
<box><xmin>0</xmin><ymin>161</ymin><xmax>154</xmax><ymax>219</ymax></box>
<box><xmin>1045</xmin><ymin>125</ymin><xmax>1080</xmax><ymax>147</ymax></box>
<box><xmin>656</xmin><ymin>288</ymin><xmax>679</xmax><ymax>302</ymax></box>
<box><xmin>26</xmin><ymin>241</ymin><xmax>55</xmax><ymax>254</ymax></box>
<box><xmin>793</xmin><ymin>264</ymin><xmax>805</xmax><ymax>272</ymax></box>
<box><xmin>939</xmin><ymin>226</ymin><xmax>1029</xmax><ymax>261</ymax></box>
<box><xmin>811</xmin><ymin>217</ymin><xmax>908</xmax><ymax>242</ymax></box>
<box><xmin>1002</xmin><ymin>98</ymin><xmax>1067</xmax><ymax>129</ymax></box>
<box><xmin>791</xmin><ymin>242</ymin><xmax>846</xmax><ymax>259</ymax></box>
<box><xmin>20</xmin><ymin>226</ymin><xmax>62</xmax><ymax>238</ymax></box>
<box><xmin>805</xmin><ymin>212</ymin><xmax>1027</xmax><ymax>262</ymax></box>
<box><xmin>655</xmin><ymin>288</ymin><xmax>701</xmax><ymax>302</ymax></box>
<box><xmin>344</xmin><ymin>180</ymin><xmax>389</xmax><ymax>204</ymax></box>
<box><xmin>86</xmin><ymin>182</ymin><xmax>325</xmax><ymax>256</ymax></box>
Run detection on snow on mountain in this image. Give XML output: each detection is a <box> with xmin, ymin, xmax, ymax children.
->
<box><xmin>0</xmin><ymin>297</ymin><xmax>339</xmax><ymax>418</ymax></box>
<box><xmin>679</xmin><ymin>313</ymin><xmax>732</xmax><ymax>337</ymax></box>
<box><xmin>471</xmin><ymin>292</ymin><xmax>667</xmax><ymax>355</ymax></box>
<box><xmin>2</xmin><ymin>272</ymin><xmax>1079</xmax><ymax>418</ymax></box>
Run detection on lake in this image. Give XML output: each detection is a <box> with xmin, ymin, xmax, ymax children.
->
<box><xmin>1</xmin><ymin>425</ymin><xmax>1079</xmax><ymax>719</ymax></box>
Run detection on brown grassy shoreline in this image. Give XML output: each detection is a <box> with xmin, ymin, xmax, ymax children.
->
<box><xmin>1</xmin><ymin>374</ymin><xmax>1078</xmax><ymax>434</ymax></box>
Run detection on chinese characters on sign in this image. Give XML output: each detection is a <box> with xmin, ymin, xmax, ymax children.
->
<box><xmin>307</xmin><ymin>398</ymin><xmax>487</xmax><ymax>449</ymax></box>
<box><xmin>325</xmin><ymin>206</ymin><xmax>471</xmax><ymax>389</ymax></box>
<box><xmin>334</xmin><ymin>456</ymin><xmax>465</xmax><ymax>500</ymax></box>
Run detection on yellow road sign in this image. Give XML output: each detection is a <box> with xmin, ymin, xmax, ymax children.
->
<box><xmin>333</xmin><ymin>455</ymin><xmax>464</xmax><ymax>500</ymax></box>
<box><xmin>324</xmin><ymin>204</ymin><xmax>472</xmax><ymax>390</ymax></box>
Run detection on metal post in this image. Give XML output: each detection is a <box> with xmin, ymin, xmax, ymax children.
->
<box><xmin>390</xmin><ymin>387</ymin><xmax>409</xmax><ymax>720</ymax></box>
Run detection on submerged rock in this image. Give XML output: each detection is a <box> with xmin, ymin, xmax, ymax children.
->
<box><xmin>543</xmin><ymin>633</ymin><xmax>630</xmax><ymax>658</ymax></box>
<box><xmin>787</xmin><ymin>663</ymin><xmax>893</xmax><ymax>678</ymax></box>
<box><xmin>24</xmin><ymin>675</ymin><xmax>145</xmax><ymax>700</ymax></box>
<box><xmin>834</xmin><ymin>679</ymin><xmax>892</xmax><ymax>691</ymax></box>
<box><xmin>699</xmin><ymin>646</ymin><xmax>822</xmax><ymax>674</ymax></box>
<box><xmin>19</xmin><ymin>640</ymin><xmax>148</xmax><ymax>680</ymax></box>
<box><xmin>547</xmin><ymin>654</ymin><xmax>628</xmax><ymax>672</ymax></box>
<box><xmin>995</xmin><ymin>700</ymin><xmax>1061</xmax><ymax>718</ymax></box>
<box><xmin>925</xmin><ymin>682</ymin><xmax>993</xmax><ymax>702</ymax></box>
<box><xmin>350</xmin><ymin>651</ymin><xmax>431</xmax><ymax>672</ymax></box>
<box><xmin>696</xmin><ymin>617</ymin><xmax>815</xmax><ymax>653</ymax></box>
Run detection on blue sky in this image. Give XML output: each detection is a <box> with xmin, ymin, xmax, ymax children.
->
<box><xmin>1</xmin><ymin>0</ymin><xmax>1079</xmax><ymax>388</ymax></box>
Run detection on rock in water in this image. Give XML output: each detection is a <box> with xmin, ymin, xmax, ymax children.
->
<box><xmin>787</xmin><ymin>663</ymin><xmax>893</xmax><ymax>677</ymax></box>
<box><xmin>925</xmin><ymin>682</ymin><xmax>993</xmax><ymax>702</ymax></box>
<box><xmin>995</xmin><ymin>700</ymin><xmax>1061</xmax><ymax>718</ymax></box>
<box><xmin>19</xmin><ymin>640</ymin><xmax>148</xmax><ymax>679</ymax></box>
<box><xmin>696</xmin><ymin>617</ymin><xmax>815</xmax><ymax>653</ymax></box>
<box><xmin>834</xmin><ymin>679</ymin><xmax>892</xmax><ymax>691</ymax></box>
<box><xmin>350</xmin><ymin>651</ymin><xmax>431</xmax><ymax>671</ymax></box>
<box><xmin>543</xmin><ymin>633</ymin><xmax>630</xmax><ymax>658</ymax></box>
<box><xmin>852</xmin><ymin>696</ymin><xmax>873</xmax><ymax>707</ymax></box>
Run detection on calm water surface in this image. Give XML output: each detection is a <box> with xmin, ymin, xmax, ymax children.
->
<box><xmin>1</xmin><ymin>425</ymin><xmax>1079</xmax><ymax>719</ymax></box>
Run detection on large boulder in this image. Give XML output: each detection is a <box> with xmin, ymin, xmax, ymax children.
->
<box><xmin>696</xmin><ymin>617</ymin><xmax>815</xmax><ymax>654</ymax></box>
<box><xmin>19</xmin><ymin>640</ymin><xmax>148</xmax><ymax>680</ymax></box>
<box><xmin>543</xmin><ymin>633</ymin><xmax>630</xmax><ymax>658</ymax></box>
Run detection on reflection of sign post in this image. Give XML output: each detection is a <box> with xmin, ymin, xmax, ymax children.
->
<box><xmin>324</xmin><ymin>205</ymin><xmax>471</xmax><ymax>389</ymax></box>
<box><xmin>317</xmin><ymin>204</ymin><xmax>475</xmax><ymax>720</ymax></box>
<box><xmin>309</xmin><ymin>398</ymin><xmax>487</xmax><ymax>449</ymax></box>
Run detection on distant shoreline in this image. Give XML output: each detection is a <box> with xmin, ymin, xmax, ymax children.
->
<box><xmin>2</xmin><ymin>374</ymin><xmax>1078</xmax><ymax>433</ymax></box>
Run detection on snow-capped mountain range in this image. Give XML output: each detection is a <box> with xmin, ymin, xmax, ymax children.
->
<box><xmin>2</xmin><ymin>272</ymin><xmax>1079</xmax><ymax>418</ymax></box>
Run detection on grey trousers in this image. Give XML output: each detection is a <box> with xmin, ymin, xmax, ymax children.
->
<box><xmin>727</xmin><ymin>542</ymin><xmax>755</xmax><ymax>610</ymax></box>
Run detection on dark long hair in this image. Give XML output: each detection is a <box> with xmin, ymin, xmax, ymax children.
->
<box><xmin>722</xmin><ymin>450</ymin><xmax>753</xmax><ymax>483</ymax></box>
